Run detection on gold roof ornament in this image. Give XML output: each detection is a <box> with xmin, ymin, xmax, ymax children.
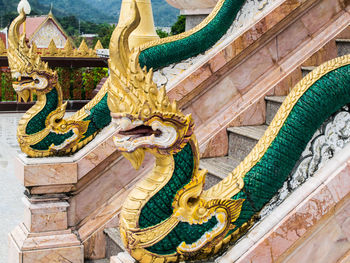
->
<box><xmin>94</xmin><ymin>40</ymin><xmax>104</xmax><ymax>50</ymax></box>
<box><xmin>0</xmin><ymin>38</ymin><xmax>101</xmax><ymax>58</ymax></box>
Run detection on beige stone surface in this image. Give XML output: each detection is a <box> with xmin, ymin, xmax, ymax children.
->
<box><xmin>324</xmin><ymin>163</ymin><xmax>350</xmax><ymax>202</ymax></box>
<box><xmin>338</xmin><ymin>250</ymin><xmax>350</xmax><ymax>263</ymax></box>
<box><xmin>22</xmin><ymin>246</ymin><xmax>83</xmax><ymax>263</ymax></box>
<box><xmin>23</xmin><ymin>199</ymin><xmax>69</xmax><ymax>233</ymax></box>
<box><xmin>83</xmin><ymin>228</ymin><xmax>106</xmax><ymax>260</ymax></box>
<box><xmin>8</xmin><ymin>223</ymin><xmax>83</xmax><ymax>263</ymax></box>
<box><xmin>17</xmin><ymin>161</ymin><xmax>78</xmax><ymax>187</ymax></box>
<box><xmin>77</xmin><ymin>136</ymin><xmax>118</xmax><ymax>180</ymax></box>
<box><xmin>282</xmin><ymin>201</ymin><xmax>350</xmax><ymax>263</ymax></box>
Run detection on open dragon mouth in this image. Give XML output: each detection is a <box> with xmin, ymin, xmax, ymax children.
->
<box><xmin>13</xmin><ymin>76</ymin><xmax>35</xmax><ymax>85</ymax></box>
<box><xmin>113</xmin><ymin>118</ymin><xmax>178</xmax><ymax>152</ymax></box>
<box><xmin>119</xmin><ymin>124</ymin><xmax>161</xmax><ymax>139</ymax></box>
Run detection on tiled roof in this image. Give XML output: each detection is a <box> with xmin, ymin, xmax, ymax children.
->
<box><xmin>0</xmin><ymin>33</ymin><xmax>6</xmax><ymax>46</ymax></box>
<box><xmin>19</xmin><ymin>16</ymin><xmax>47</xmax><ymax>38</ymax></box>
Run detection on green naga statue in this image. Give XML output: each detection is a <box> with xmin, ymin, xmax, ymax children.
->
<box><xmin>107</xmin><ymin>1</ymin><xmax>350</xmax><ymax>262</ymax></box>
<box><xmin>7</xmin><ymin>0</ymin><xmax>246</xmax><ymax>157</ymax></box>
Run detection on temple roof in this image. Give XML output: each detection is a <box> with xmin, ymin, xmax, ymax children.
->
<box><xmin>19</xmin><ymin>12</ymin><xmax>69</xmax><ymax>43</ymax></box>
<box><xmin>0</xmin><ymin>32</ymin><xmax>6</xmax><ymax>47</ymax></box>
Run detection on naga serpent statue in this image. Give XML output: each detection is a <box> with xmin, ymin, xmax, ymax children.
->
<box><xmin>108</xmin><ymin>1</ymin><xmax>350</xmax><ymax>262</ymax></box>
<box><xmin>7</xmin><ymin>10</ymin><xmax>111</xmax><ymax>157</ymax></box>
<box><xmin>8</xmin><ymin>0</ymin><xmax>246</xmax><ymax>157</ymax></box>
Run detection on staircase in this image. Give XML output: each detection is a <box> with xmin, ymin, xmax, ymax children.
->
<box><xmin>200</xmin><ymin>33</ymin><xmax>350</xmax><ymax>189</ymax></box>
<box><xmin>100</xmin><ymin>24</ymin><xmax>350</xmax><ymax>263</ymax></box>
<box><xmin>200</xmin><ymin>97</ymin><xmax>283</xmax><ymax>188</ymax></box>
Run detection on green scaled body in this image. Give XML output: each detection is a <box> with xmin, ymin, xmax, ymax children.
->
<box><xmin>139</xmin><ymin>0</ymin><xmax>246</xmax><ymax>70</ymax></box>
<box><xmin>137</xmin><ymin>64</ymin><xmax>350</xmax><ymax>255</ymax></box>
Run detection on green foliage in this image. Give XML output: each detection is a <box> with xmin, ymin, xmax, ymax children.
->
<box><xmin>156</xmin><ymin>29</ymin><xmax>169</xmax><ymax>39</ymax></box>
<box><xmin>171</xmin><ymin>15</ymin><xmax>186</xmax><ymax>36</ymax></box>
<box><xmin>56</xmin><ymin>67</ymin><xmax>108</xmax><ymax>101</ymax></box>
<box><xmin>0</xmin><ymin>71</ymin><xmax>16</xmax><ymax>101</ymax></box>
<box><xmin>56</xmin><ymin>16</ymin><xmax>79</xmax><ymax>36</ymax></box>
<box><xmin>82</xmin><ymin>68</ymin><xmax>108</xmax><ymax>90</ymax></box>
<box><xmin>97</xmin><ymin>24</ymin><xmax>116</xmax><ymax>48</ymax></box>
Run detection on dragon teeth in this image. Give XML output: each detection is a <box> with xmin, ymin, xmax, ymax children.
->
<box><xmin>114</xmin><ymin>136</ymin><xmax>131</xmax><ymax>143</ymax></box>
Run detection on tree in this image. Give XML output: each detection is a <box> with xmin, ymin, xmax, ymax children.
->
<box><xmin>171</xmin><ymin>15</ymin><xmax>185</xmax><ymax>36</ymax></box>
<box><xmin>156</xmin><ymin>29</ymin><xmax>169</xmax><ymax>38</ymax></box>
<box><xmin>97</xmin><ymin>24</ymin><xmax>115</xmax><ymax>48</ymax></box>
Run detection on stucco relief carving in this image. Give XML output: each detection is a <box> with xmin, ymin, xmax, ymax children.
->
<box><xmin>31</xmin><ymin>20</ymin><xmax>67</xmax><ymax>48</ymax></box>
<box><xmin>260</xmin><ymin>106</ymin><xmax>350</xmax><ymax>218</ymax></box>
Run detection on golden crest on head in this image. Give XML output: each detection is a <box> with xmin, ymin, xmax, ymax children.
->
<box><xmin>107</xmin><ymin>0</ymin><xmax>194</xmax><ymax>157</ymax></box>
<box><xmin>8</xmin><ymin>10</ymin><xmax>54</xmax><ymax>78</ymax></box>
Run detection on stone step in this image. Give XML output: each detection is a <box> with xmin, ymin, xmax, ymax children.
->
<box><xmin>104</xmin><ymin>228</ymin><xmax>125</xmax><ymax>258</ymax></box>
<box><xmin>86</xmin><ymin>259</ymin><xmax>110</xmax><ymax>263</ymax></box>
<box><xmin>110</xmin><ymin>253</ymin><xmax>135</xmax><ymax>263</ymax></box>
<box><xmin>200</xmin><ymin>156</ymin><xmax>240</xmax><ymax>189</ymax></box>
<box><xmin>336</xmin><ymin>39</ymin><xmax>350</xmax><ymax>57</ymax></box>
<box><xmin>227</xmin><ymin>125</ymin><xmax>268</xmax><ymax>162</ymax></box>
<box><xmin>301</xmin><ymin>66</ymin><xmax>316</xmax><ymax>77</ymax></box>
<box><xmin>265</xmin><ymin>96</ymin><xmax>286</xmax><ymax>125</ymax></box>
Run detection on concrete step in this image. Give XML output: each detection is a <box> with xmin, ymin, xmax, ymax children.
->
<box><xmin>110</xmin><ymin>253</ymin><xmax>136</xmax><ymax>263</ymax></box>
<box><xmin>85</xmin><ymin>259</ymin><xmax>110</xmax><ymax>263</ymax></box>
<box><xmin>227</xmin><ymin>125</ymin><xmax>268</xmax><ymax>162</ymax></box>
<box><xmin>200</xmin><ymin>156</ymin><xmax>240</xmax><ymax>189</ymax></box>
<box><xmin>104</xmin><ymin>228</ymin><xmax>125</xmax><ymax>258</ymax></box>
<box><xmin>301</xmin><ymin>66</ymin><xmax>316</xmax><ymax>77</ymax></box>
<box><xmin>336</xmin><ymin>39</ymin><xmax>350</xmax><ymax>57</ymax></box>
<box><xmin>265</xmin><ymin>96</ymin><xmax>286</xmax><ymax>125</ymax></box>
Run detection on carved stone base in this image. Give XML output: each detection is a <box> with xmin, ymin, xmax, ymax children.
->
<box><xmin>8</xmin><ymin>223</ymin><xmax>83</xmax><ymax>263</ymax></box>
<box><xmin>8</xmin><ymin>195</ymin><xmax>83</xmax><ymax>263</ymax></box>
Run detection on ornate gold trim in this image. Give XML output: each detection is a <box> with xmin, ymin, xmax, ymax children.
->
<box><xmin>2</xmin><ymin>39</ymin><xmax>99</xmax><ymax>58</ymax></box>
<box><xmin>204</xmin><ymin>55</ymin><xmax>350</xmax><ymax>200</ymax></box>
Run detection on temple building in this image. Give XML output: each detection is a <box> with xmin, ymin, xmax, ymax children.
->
<box><xmin>19</xmin><ymin>11</ymin><xmax>69</xmax><ymax>48</ymax></box>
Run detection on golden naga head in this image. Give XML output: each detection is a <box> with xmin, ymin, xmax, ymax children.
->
<box><xmin>8</xmin><ymin>10</ymin><xmax>56</xmax><ymax>102</ymax></box>
<box><xmin>107</xmin><ymin>0</ymin><xmax>194</xmax><ymax>166</ymax></box>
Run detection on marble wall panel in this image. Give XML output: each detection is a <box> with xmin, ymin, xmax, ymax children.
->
<box><xmin>300</xmin><ymin>0</ymin><xmax>343</xmax><ymax>37</ymax></box>
<box><xmin>22</xmin><ymin>246</ymin><xmax>83</xmax><ymax>263</ymax></box>
<box><xmin>282</xmin><ymin>217</ymin><xmax>350</xmax><ymax>263</ymax></box>
<box><xmin>18</xmin><ymin>162</ymin><xmax>78</xmax><ymax>187</ymax></box>
<box><xmin>277</xmin><ymin>19</ymin><xmax>310</xmax><ymax>60</ymax></box>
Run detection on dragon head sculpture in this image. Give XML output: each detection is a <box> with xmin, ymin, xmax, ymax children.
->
<box><xmin>6</xmin><ymin>10</ymin><xmax>94</xmax><ymax>157</ymax></box>
<box><xmin>108</xmin><ymin>1</ymin><xmax>244</xmax><ymax>262</ymax></box>
<box><xmin>107</xmin><ymin>6</ymin><xmax>194</xmax><ymax>168</ymax></box>
<box><xmin>8</xmin><ymin>9</ymin><xmax>56</xmax><ymax>102</ymax></box>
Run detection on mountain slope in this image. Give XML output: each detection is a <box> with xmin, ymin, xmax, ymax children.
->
<box><xmin>88</xmin><ymin>0</ymin><xmax>179</xmax><ymax>26</ymax></box>
<box><xmin>0</xmin><ymin>0</ymin><xmax>179</xmax><ymax>26</ymax></box>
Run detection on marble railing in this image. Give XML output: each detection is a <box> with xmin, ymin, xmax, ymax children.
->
<box><xmin>218</xmin><ymin>142</ymin><xmax>350</xmax><ymax>263</ymax></box>
<box><xmin>6</xmin><ymin>0</ymin><xmax>350</xmax><ymax>261</ymax></box>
